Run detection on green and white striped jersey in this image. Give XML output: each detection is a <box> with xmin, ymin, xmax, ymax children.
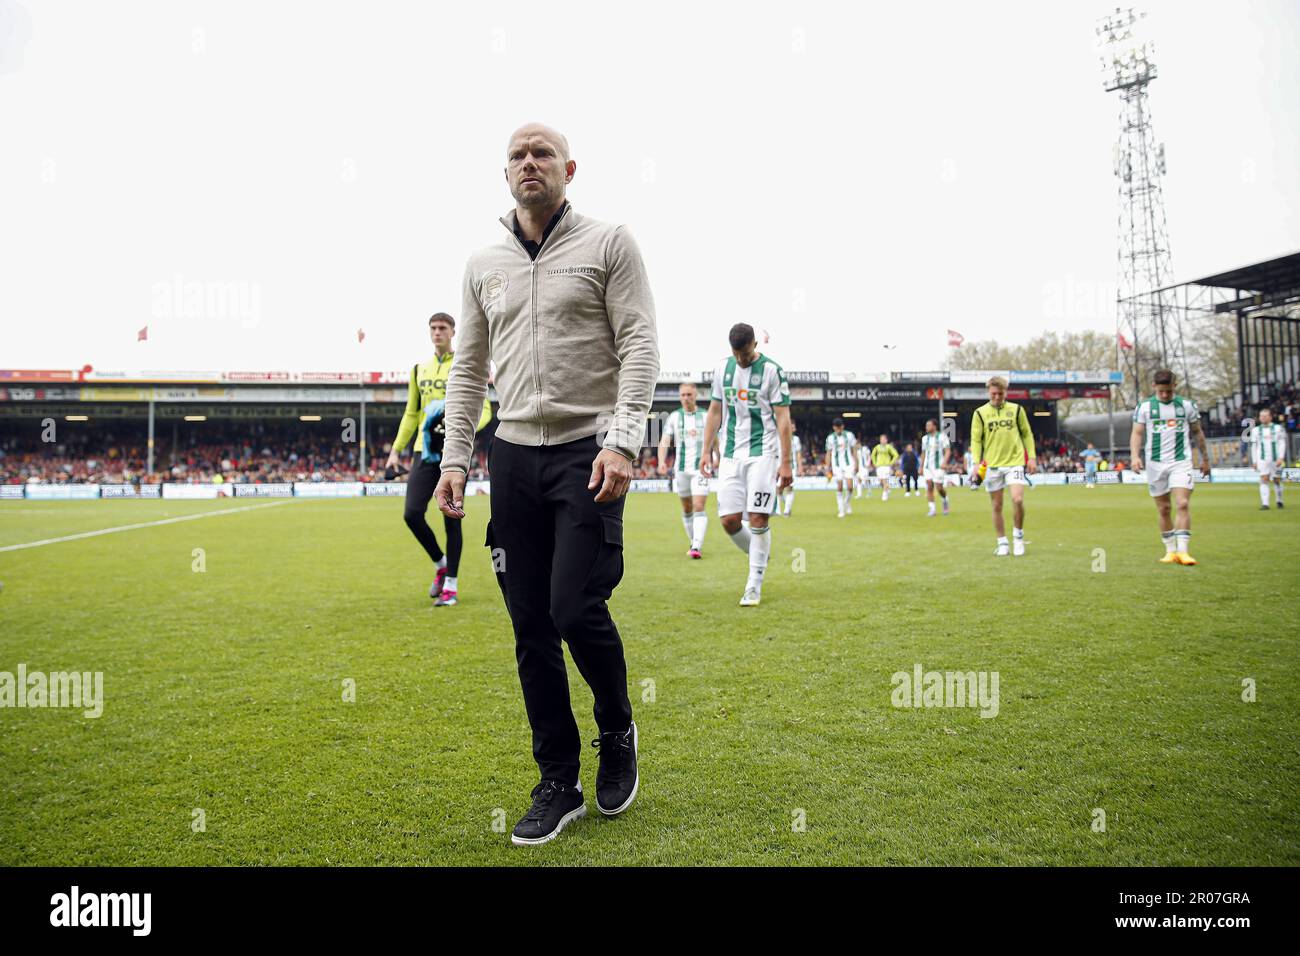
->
<box><xmin>921</xmin><ymin>431</ymin><xmax>950</xmax><ymax>470</ymax></box>
<box><xmin>788</xmin><ymin>434</ymin><xmax>803</xmax><ymax>471</ymax></box>
<box><xmin>1248</xmin><ymin>422</ymin><xmax>1286</xmax><ymax>464</ymax></box>
<box><xmin>663</xmin><ymin>406</ymin><xmax>707</xmax><ymax>472</ymax></box>
<box><xmin>710</xmin><ymin>354</ymin><xmax>790</xmax><ymax>460</ymax></box>
<box><xmin>1132</xmin><ymin>394</ymin><xmax>1199</xmax><ymax>463</ymax></box>
<box><xmin>857</xmin><ymin>445</ymin><xmax>872</xmax><ymax>470</ymax></box>
<box><xmin>826</xmin><ymin>430</ymin><xmax>855</xmax><ymax>468</ymax></box>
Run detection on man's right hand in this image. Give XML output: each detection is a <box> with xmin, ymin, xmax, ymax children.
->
<box><xmin>700</xmin><ymin>456</ymin><xmax>713</xmax><ymax>478</ymax></box>
<box><xmin>435</xmin><ymin>470</ymin><xmax>467</xmax><ymax>519</ymax></box>
<box><xmin>386</xmin><ymin>449</ymin><xmax>400</xmax><ymax>470</ymax></box>
<box><xmin>657</xmin><ymin>462</ymin><xmax>669</xmax><ymax>476</ymax></box>
<box><xmin>1133</xmin><ymin>457</ymin><xmax>1144</xmax><ymax>473</ymax></box>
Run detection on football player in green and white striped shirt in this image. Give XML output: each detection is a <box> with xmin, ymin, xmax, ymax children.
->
<box><xmin>657</xmin><ymin>382</ymin><xmax>713</xmax><ymax>557</ymax></box>
<box><xmin>920</xmin><ymin>418</ymin><xmax>952</xmax><ymax>517</ymax></box>
<box><xmin>824</xmin><ymin>418</ymin><xmax>857</xmax><ymax>517</ymax></box>
<box><xmin>700</xmin><ymin>323</ymin><xmax>793</xmax><ymax>607</ymax></box>
<box><xmin>1248</xmin><ymin>407</ymin><xmax>1287</xmax><ymax>510</ymax></box>
<box><xmin>1130</xmin><ymin>368</ymin><xmax>1211</xmax><ymax>565</ymax></box>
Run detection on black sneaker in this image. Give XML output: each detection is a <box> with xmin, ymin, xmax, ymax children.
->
<box><xmin>1260</xmin><ymin>505</ymin><xmax>1270</xmax><ymax>510</ymax></box>
<box><xmin>1278</xmin><ymin>500</ymin><xmax>1284</xmax><ymax>509</ymax></box>
<box><xmin>592</xmin><ymin>722</ymin><xmax>639</xmax><ymax>816</ymax></box>
<box><xmin>510</xmin><ymin>780</ymin><xmax>586</xmax><ymax>846</ymax></box>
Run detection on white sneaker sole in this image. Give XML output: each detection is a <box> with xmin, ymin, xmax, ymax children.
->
<box><xmin>510</xmin><ymin>803</ymin><xmax>587</xmax><ymax>846</ymax></box>
<box><xmin>597</xmin><ymin>723</ymin><xmax>639</xmax><ymax>816</ymax></box>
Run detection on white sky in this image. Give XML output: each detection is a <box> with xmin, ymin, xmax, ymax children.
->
<box><xmin>0</xmin><ymin>0</ymin><xmax>1296</xmax><ymax>375</ymax></box>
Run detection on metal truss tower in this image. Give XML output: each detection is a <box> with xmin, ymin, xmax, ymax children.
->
<box><xmin>1098</xmin><ymin>8</ymin><xmax>1186</xmax><ymax>404</ymax></box>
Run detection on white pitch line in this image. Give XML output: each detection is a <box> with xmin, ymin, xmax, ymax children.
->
<box><xmin>0</xmin><ymin>500</ymin><xmax>296</xmax><ymax>553</ymax></box>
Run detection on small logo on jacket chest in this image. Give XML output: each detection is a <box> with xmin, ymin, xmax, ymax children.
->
<box><xmin>482</xmin><ymin>270</ymin><xmax>508</xmax><ymax>304</ymax></box>
<box><xmin>545</xmin><ymin>265</ymin><xmax>599</xmax><ymax>277</ymax></box>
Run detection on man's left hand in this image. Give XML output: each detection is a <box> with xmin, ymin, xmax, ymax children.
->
<box><xmin>590</xmin><ymin>448</ymin><xmax>634</xmax><ymax>502</ymax></box>
<box><xmin>777</xmin><ymin>463</ymin><xmax>793</xmax><ymax>491</ymax></box>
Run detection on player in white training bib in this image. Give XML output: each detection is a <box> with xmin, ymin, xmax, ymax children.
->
<box><xmin>920</xmin><ymin>419</ymin><xmax>952</xmax><ymax>516</ymax></box>
<box><xmin>824</xmin><ymin>418</ymin><xmax>857</xmax><ymax>517</ymax></box>
<box><xmin>1130</xmin><ymin>368</ymin><xmax>1211</xmax><ymax>565</ymax></box>
<box><xmin>700</xmin><ymin>323</ymin><xmax>793</xmax><ymax>607</ymax></box>
<box><xmin>657</xmin><ymin>381</ymin><xmax>714</xmax><ymax>558</ymax></box>
<box><xmin>1247</xmin><ymin>407</ymin><xmax>1287</xmax><ymax>510</ymax></box>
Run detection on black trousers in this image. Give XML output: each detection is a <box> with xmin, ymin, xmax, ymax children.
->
<box><xmin>903</xmin><ymin>470</ymin><xmax>919</xmax><ymax>492</ymax></box>
<box><xmin>487</xmin><ymin>434</ymin><xmax>632</xmax><ymax>786</ymax></box>
<box><xmin>404</xmin><ymin>456</ymin><xmax>463</xmax><ymax>576</ymax></box>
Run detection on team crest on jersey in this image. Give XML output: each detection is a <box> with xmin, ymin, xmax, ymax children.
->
<box><xmin>482</xmin><ymin>270</ymin><xmax>508</xmax><ymax>304</ymax></box>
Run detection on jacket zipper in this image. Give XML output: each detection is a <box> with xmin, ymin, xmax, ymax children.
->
<box><xmin>503</xmin><ymin>204</ymin><xmax>570</xmax><ymax>447</ymax></box>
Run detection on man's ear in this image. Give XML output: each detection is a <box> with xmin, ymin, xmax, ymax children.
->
<box><xmin>565</xmin><ymin>159</ymin><xmax>577</xmax><ymax>183</ymax></box>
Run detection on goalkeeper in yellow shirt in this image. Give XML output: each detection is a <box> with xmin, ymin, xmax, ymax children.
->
<box><xmin>969</xmin><ymin>375</ymin><xmax>1036</xmax><ymax>556</ymax></box>
<box><xmin>387</xmin><ymin>313</ymin><xmax>492</xmax><ymax>606</ymax></box>
<box><xmin>869</xmin><ymin>434</ymin><xmax>900</xmax><ymax>501</ymax></box>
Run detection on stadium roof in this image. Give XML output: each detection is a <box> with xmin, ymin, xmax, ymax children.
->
<box><xmin>1192</xmin><ymin>250</ymin><xmax>1300</xmax><ymax>294</ymax></box>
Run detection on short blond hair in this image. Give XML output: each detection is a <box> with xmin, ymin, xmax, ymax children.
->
<box><xmin>986</xmin><ymin>375</ymin><xmax>1008</xmax><ymax>390</ymax></box>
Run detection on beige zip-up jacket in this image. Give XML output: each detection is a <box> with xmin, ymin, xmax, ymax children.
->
<box><xmin>440</xmin><ymin>204</ymin><xmax>659</xmax><ymax>474</ymax></box>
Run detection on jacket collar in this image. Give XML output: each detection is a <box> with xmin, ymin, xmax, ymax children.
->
<box><xmin>500</xmin><ymin>201</ymin><xmax>575</xmax><ymax>253</ymax></box>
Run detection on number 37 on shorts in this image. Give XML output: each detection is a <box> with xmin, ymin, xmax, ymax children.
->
<box><xmin>717</xmin><ymin>457</ymin><xmax>779</xmax><ymax>515</ymax></box>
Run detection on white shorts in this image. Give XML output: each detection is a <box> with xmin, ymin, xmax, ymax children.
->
<box><xmin>984</xmin><ymin>466</ymin><xmax>1028</xmax><ymax>493</ymax></box>
<box><xmin>1254</xmin><ymin>459</ymin><xmax>1278</xmax><ymax>480</ymax></box>
<box><xmin>923</xmin><ymin>467</ymin><xmax>947</xmax><ymax>485</ymax></box>
<box><xmin>875</xmin><ymin>465</ymin><xmax>893</xmax><ymax>483</ymax></box>
<box><xmin>673</xmin><ymin>469</ymin><xmax>710</xmax><ymax>497</ymax></box>
<box><xmin>717</xmin><ymin>456</ymin><xmax>778</xmax><ymax>516</ymax></box>
<box><xmin>831</xmin><ymin>466</ymin><xmax>855</xmax><ymax>483</ymax></box>
<box><xmin>1145</xmin><ymin>459</ymin><xmax>1194</xmax><ymax>497</ymax></box>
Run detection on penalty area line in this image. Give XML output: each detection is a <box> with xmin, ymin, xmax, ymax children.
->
<box><xmin>0</xmin><ymin>500</ymin><xmax>297</xmax><ymax>553</ymax></box>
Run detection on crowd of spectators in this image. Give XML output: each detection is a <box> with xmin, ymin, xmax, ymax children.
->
<box><xmin>10</xmin><ymin>406</ymin><xmax>1294</xmax><ymax>485</ymax></box>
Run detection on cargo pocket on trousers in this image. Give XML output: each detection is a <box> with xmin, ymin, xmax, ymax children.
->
<box><xmin>584</xmin><ymin>514</ymin><xmax>625</xmax><ymax>594</ymax></box>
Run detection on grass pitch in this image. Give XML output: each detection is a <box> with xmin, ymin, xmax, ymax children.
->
<box><xmin>0</xmin><ymin>484</ymin><xmax>1296</xmax><ymax>866</ymax></box>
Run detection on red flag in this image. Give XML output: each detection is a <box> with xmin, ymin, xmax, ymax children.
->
<box><xmin>356</xmin><ymin>328</ymin><xmax>366</xmax><ymax>344</ymax></box>
<box><xmin>1118</xmin><ymin>332</ymin><xmax>1133</xmax><ymax>350</ymax></box>
<box><xmin>137</xmin><ymin>326</ymin><xmax>148</xmax><ymax>342</ymax></box>
<box><xmin>947</xmin><ymin>329</ymin><xmax>964</xmax><ymax>348</ymax></box>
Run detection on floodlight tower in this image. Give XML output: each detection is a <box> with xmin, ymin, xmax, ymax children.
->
<box><xmin>1098</xmin><ymin>8</ymin><xmax>1185</xmax><ymax>404</ymax></box>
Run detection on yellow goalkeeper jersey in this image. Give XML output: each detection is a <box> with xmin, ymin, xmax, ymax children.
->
<box><xmin>970</xmin><ymin>400</ymin><xmax>1035</xmax><ymax>468</ymax></box>
<box><xmin>870</xmin><ymin>443</ymin><xmax>899</xmax><ymax>467</ymax></box>
<box><xmin>394</xmin><ymin>352</ymin><xmax>492</xmax><ymax>453</ymax></box>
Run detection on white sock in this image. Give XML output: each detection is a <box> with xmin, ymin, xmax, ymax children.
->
<box><xmin>1162</xmin><ymin>530</ymin><xmax>1176</xmax><ymax>553</ymax></box>
<box><xmin>436</xmin><ymin>556</ymin><xmax>447</xmax><ymax>570</ymax></box>
<box><xmin>728</xmin><ymin>525</ymin><xmax>752</xmax><ymax>553</ymax></box>
<box><xmin>1175</xmin><ymin>529</ymin><xmax>1191</xmax><ymax>553</ymax></box>
<box><xmin>927</xmin><ymin>501</ymin><xmax>936</xmax><ymax>514</ymax></box>
<box><xmin>1013</xmin><ymin>528</ymin><xmax>1024</xmax><ymax>540</ymax></box>
<box><xmin>682</xmin><ymin>511</ymin><xmax>696</xmax><ymax>543</ymax></box>
<box><xmin>692</xmin><ymin>512</ymin><xmax>708</xmax><ymax>548</ymax></box>
<box><xmin>747</xmin><ymin>526</ymin><xmax>771</xmax><ymax>590</ymax></box>
<box><xmin>997</xmin><ymin>536</ymin><xmax>1009</xmax><ymax>546</ymax></box>
<box><xmin>1260</xmin><ymin>483</ymin><xmax>1270</xmax><ymax>506</ymax></box>
<box><xmin>1276</xmin><ymin>481</ymin><xmax>1284</xmax><ymax>501</ymax></box>
<box><xmin>444</xmin><ymin>575</ymin><xmax>458</xmax><ymax>592</ymax></box>
<box><xmin>783</xmin><ymin>491</ymin><xmax>794</xmax><ymax>514</ymax></box>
